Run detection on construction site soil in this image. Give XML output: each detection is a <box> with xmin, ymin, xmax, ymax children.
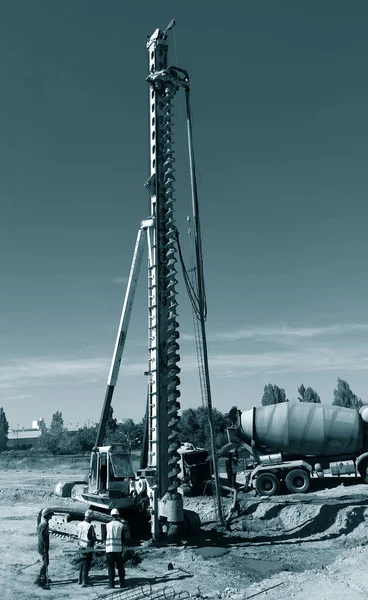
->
<box><xmin>2</xmin><ymin>469</ymin><xmax>368</xmax><ymax>600</ymax></box>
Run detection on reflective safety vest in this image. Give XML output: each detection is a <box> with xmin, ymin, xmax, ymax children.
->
<box><xmin>77</xmin><ymin>520</ymin><xmax>94</xmax><ymax>553</ymax></box>
<box><xmin>105</xmin><ymin>520</ymin><xmax>125</xmax><ymax>553</ymax></box>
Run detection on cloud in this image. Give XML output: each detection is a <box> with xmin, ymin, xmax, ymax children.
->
<box><xmin>2</xmin><ymin>393</ymin><xmax>34</xmax><ymax>401</ymax></box>
<box><xmin>179</xmin><ymin>333</ymin><xmax>197</xmax><ymax>342</ymax></box>
<box><xmin>3</xmin><ymin>320</ymin><xmax>368</xmax><ymax>395</ymax></box>
<box><xmin>111</xmin><ymin>276</ymin><xmax>129</xmax><ymax>284</ymax></box>
<box><xmin>181</xmin><ymin>323</ymin><xmax>368</xmax><ymax>343</ymax></box>
<box><xmin>182</xmin><ymin>346</ymin><xmax>368</xmax><ymax>378</ymax></box>
<box><xmin>0</xmin><ymin>356</ymin><xmax>147</xmax><ymax>393</ymax></box>
<box><xmin>178</xmin><ymin>322</ymin><xmax>368</xmax><ymax>378</ymax></box>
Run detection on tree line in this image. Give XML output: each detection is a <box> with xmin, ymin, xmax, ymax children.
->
<box><xmin>0</xmin><ymin>377</ymin><xmax>366</xmax><ymax>454</ymax></box>
<box><xmin>261</xmin><ymin>378</ymin><xmax>365</xmax><ymax>410</ymax></box>
<box><xmin>35</xmin><ymin>409</ymin><xmax>145</xmax><ymax>456</ymax></box>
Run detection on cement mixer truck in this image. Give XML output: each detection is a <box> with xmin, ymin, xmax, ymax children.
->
<box><xmin>225</xmin><ymin>403</ymin><xmax>368</xmax><ymax>496</ymax></box>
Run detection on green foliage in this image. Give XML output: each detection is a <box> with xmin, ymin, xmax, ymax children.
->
<box><xmin>103</xmin><ymin>406</ymin><xmax>118</xmax><ymax>445</ymax></box>
<box><xmin>298</xmin><ymin>384</ymin><xmax>306</xmax><ymax>402</ymax></box>
<box><xmin>37</xmin><ymin>411</ymin><xmax>69</xmax><ymax>455</ymax></box>
<box><xmin>50</xmin><ymin>411</ymin><xmax>64</xmax><ymax>431</ymax></box>
<box><xmin>298</xmin><ymin>384</ymin><xmax>321</xmax><ymax>403</ymax></box>
<box><xmin>0</xmin><ymin>407</ymin><xmax>9</xmax><ymax>452</ymax></box>
<box><xmin>104</xmin><ymin>417</ymin><xmax>144</xmax><ymax>449</ymax></box>
<box><xmin>70</xmin><ymin>425</ymin><xmax>98</xmax><ymax>456</ymax></box>
<box><xmin>118</xmin><ymin>419</ymin><xmax>144</xmax><ymax>449</ymax></box>
<box><xmin>35</xmin><ymin>411</ymin><xmax>144</xmax><ymax>456</ymax></box>
<box><xmin>178</xmin><ymin>406</ymin><xmax>227</xmax><ymax>450</ymax></box>
<box><xmin>106</xmin><ymin>406</ymin><xmax>117</xmax><ymax>433</ymax></box>
<box><xmin>262</xmin><ymin>384</ymin><xmax>288</xmax><ymax>406</ymax></box>
<box><xmin>332</xmin><ymin>378</ymin><xmax>363</xmax><ymax>409</ymax></box>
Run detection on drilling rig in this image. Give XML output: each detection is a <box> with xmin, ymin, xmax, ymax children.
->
<box><xmin>42</xmin><ymin>22</ymin><xmax>222</xmax><ymax>541</ymax></box>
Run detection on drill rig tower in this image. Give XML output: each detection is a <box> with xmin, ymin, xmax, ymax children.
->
<box><xmin>143</xmin><ymin>22</ymin><xmax>184</xmax><ymax>533</ymax></box>
<box><xmin>49</xmin><ymin>22</ymin><xmax>223</xmax><ymax>541</ymax></box>
<box><xmin>46</xmin><ymin>22</ymin><xmax>223</xmax><ymax>541</ymax></box>
<box><xmin>94</xmin><ymin>22</ymin><xmax>194</xmax><ymax>537</ymax></box>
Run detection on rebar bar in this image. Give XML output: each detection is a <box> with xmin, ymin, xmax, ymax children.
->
<box><xmin>95</xmin><ymin>581</ymin><xmax>191</xmax><ymax>600</ymax></box>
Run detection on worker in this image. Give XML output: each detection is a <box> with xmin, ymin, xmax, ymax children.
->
<box><xmin>226</xmin><ymin>452</ymin><xmax>238</xmax><ymax>487</ymax></box>
<box><xmin>226</xmin><ymin>454</ymin><xmax>233</xmax><ymax>486</ymax></box>
<box><xmin>231</xmin><ymin>451</ymin><xmax>239</xmax><ymax>487</ymax></box>
<box><xmin>34</xmin><ymin>507</ymin><xmax>53</xmax><ymax>589</ymax></box>
<box><xmin>105</xmin><ymin>508</ymin><xmax>130</xmax><ymax>589</ymax></box>
<box><xmin>77</xmin><ymin>509</ymin><xmax>97</xmax><ymax>588</ymax></box>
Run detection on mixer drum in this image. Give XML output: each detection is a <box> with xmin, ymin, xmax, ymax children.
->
<box><xmin>239</xmin><ymin>402</ymin><xmax>363</xmax><ymax>456</ymax></box>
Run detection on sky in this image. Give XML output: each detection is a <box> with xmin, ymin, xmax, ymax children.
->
<box><xmin>1</xmin><ymin>0</ymin><xmax>368</xmax><ymax>430</ymax></box>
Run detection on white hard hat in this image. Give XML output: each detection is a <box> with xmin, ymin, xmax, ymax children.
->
<box><xmin>85</xmin><ymin>509</ymin><xmax>94</xmax><ymax>519</ymax></box>
<box><xmin>110</xmin><ymin>508</ymin><xmax>120</xmax><ymax>516</ymax></box>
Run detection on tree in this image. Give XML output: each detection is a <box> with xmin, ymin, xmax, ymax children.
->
<box><xmin>50</xmin><ymin>411</ymin><xmax>64</xmax><ymax>432</ymax></box>
<box><xmin>106</xmin><ymin>406</ymin><xmax>117</xmax><ymax>433</ymax></box>
<box><xmin>298</xmin><ymin>384</ymin><xmax>321</xmax><ymax>403</ymax></box>
<box><xmin>104</xmin><ymin>406</ymin><xmax>117</xmax><ymax>441</ymax></box>
<box><xmin>178</xmin><ymin>406</ymin><xmax>227</xmax><ymax>450</ymax></box>
<box><xmin>38</xmin><ymin>411</ymin><xmax>68</xmax><ymax>455</ymax></box>
<box><xmin>332</xmin><ymin>378</ymin><xmax>363</xmax><ymax>409</ymax></box>
<box><xmin>117</xmin><ymin>419</ymin><xmax>143</xmax><ymax>449</ymax></box>
<box><xmin>178</xmin><ymin>408</ymin><xmax>198</xmax><ymax>444</ymax></box>
<box><xmin>262</xmin><ymin>384</ymin><xmax>288</xmax><ymax>406</ymax></box>
<box><xmin>0</xmin><ymin>407</ymin><xmax>9</xmax><ymax>452</ymax></box>
<box><xmin>298</xmin><ymin>384</ymin><xmax>306</xmax><ymax>402</ymax></box>
<box><xmin>72</xmin><ymin>424</ymin><xmax>98</xmax><ymax>456</ymax></box>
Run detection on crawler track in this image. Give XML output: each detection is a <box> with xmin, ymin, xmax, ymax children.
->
<box><xmin>37</xmin><ymin>505</ymin><xmax>151</xmax><ymax>542</ymax></box>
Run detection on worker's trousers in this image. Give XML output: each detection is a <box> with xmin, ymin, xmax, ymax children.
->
<box><xmin>36</xmin><ymin>551</ymin><xmax>49</xmax><ymax>584</ymax></box>
<box><xmin>106</xmin><ymin>552</ymin><xmax>125</xmax><ymax>587</ymax></box>
<box><xmin>79</xmin><ymin>552</ymin><xmax>93</xmax><ymax>585</ymax></box>
<box><xmin>227</xmin><ymin>472</ymin><xmax>237</xmax><ymax>487</ymax></box>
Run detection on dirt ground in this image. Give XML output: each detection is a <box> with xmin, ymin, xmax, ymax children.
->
<box><xmin>2</xmin><ymin>469</ymin><xmax>368</xmax><ymax>600</ymax></box>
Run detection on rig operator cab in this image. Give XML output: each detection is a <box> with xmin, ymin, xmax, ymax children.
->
<box><xmin>84</xmin><ymin>445</ymin><xmax>136</xmax><ymax>511</ymax></box>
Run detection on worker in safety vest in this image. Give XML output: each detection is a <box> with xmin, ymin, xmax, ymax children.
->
<box><xmin>77</xmin><ymin>509</ymin><xmax>97</xmax><ymax>587</ymax></box>
<box><xmin>105</xmin><ymin>508</ymin><xmax>130</xmax><ymax>589</ymax></box>
<box><xmin>34</xmin><ymin>507</ymin><xmax>53</xmax><ymax>588</ymax></box>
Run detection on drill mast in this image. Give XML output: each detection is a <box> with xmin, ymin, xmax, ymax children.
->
<box><xmin>94</xmin><ymin>22</ymin><xmax>223</xmax><ymax>536</ymax></box>
<box><xmin>145</xmin><ymin>24</ymin><xmax>181</xmax><ymax>499</ymax></box>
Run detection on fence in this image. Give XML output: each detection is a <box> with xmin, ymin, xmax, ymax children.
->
<box><xmin>0</xmin><ymin>453</ymin><xmax>244</xmax><ymax>477</ymax></box>
<box><xmin>0</xmin><ymin>454</ymin><xmax>90</xmax><ymax>471</ymax></box>
<box><xmin>0</xmin><ymin>453</ymin><xmax>141</xmax><ymax>472</ymax></box>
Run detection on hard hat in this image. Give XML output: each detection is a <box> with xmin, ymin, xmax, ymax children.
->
<box><xmin>110</xmin><ymin>508</ymin><xmax>120</xmax><ymax>516</ymax></box>
<box><xmin>84</xmin><ymin>509</ymin><xmax>94</xmax><ymax>519</ymax></box>
<box><xmin>42</xmin><ymin>508</ymin><xmax>54</xmax><ymax>518</ymax></box>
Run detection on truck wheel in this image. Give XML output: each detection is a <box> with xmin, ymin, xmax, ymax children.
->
<box><xmin>255</xmin><ymin>472</ymin><xmax>280</xmax><ymax>496</ymax></box>
<box><xmin>357</xmin><ymin>458</ymin><xmax>368</xmax><ymax>483</ymax></box>
<box><xmin>285</xmin><ymin>469</ymin><xmax>310</xmax><ymax>494</ymax></box>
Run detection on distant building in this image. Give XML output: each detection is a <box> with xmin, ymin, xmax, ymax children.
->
<box><xmin>7</xmin><ymin>429</ymin><xmax>42</xmax><ymax>449</ymax></box>
<box><xmin>32</xmin><ymin>418</ymin><xmax>46</xmax><ymax>430</ymax></box>
<box><xmin>7</xmin><ymin>418</ymin><xmax>45</xmax><ymax>450</ymax></box>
